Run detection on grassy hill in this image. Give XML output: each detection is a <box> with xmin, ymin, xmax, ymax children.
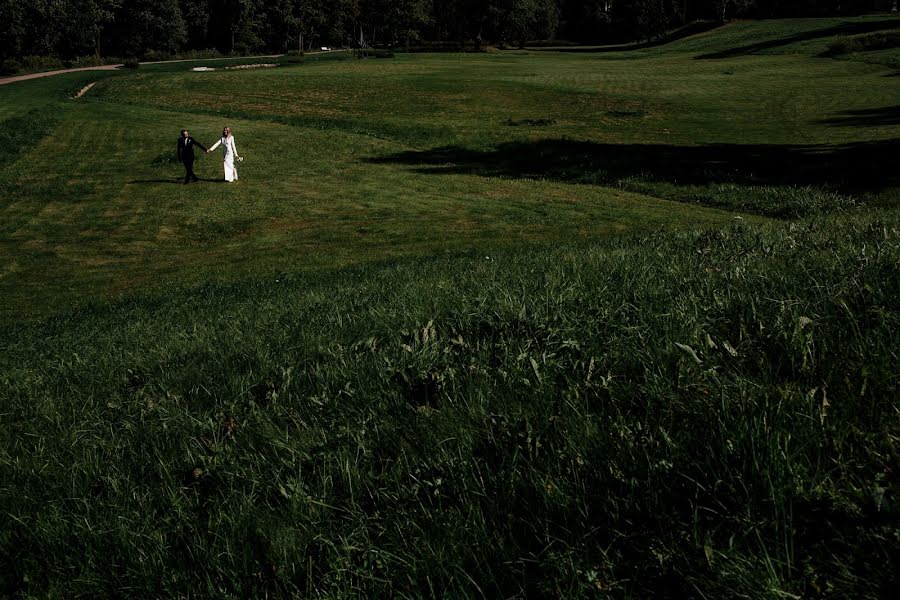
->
<box><xmin>1</xmin><ymin>17</ymin><xmax>898</xmax><ymax>598</ymax></box>
<box><xmin>659</xmin><ymin>16</ymin><xmax>900</xmax><ymax>56</ymax></box>
<box><xmin>2</xmin><ymin>17</ymin><xmax>899</xmax><ymax>322</ymax></box>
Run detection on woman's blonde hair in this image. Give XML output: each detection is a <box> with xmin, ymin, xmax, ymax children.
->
<box><xmin>223</xmin><ymin>126</ymin><xmax>232</xmax><ymax>137</ymax></box>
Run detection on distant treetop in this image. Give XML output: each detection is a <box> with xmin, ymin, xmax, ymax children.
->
<box><xmin>0</xmin><ymin>0</ymin><xmax>896</xmax><ymax>61</ymax></box>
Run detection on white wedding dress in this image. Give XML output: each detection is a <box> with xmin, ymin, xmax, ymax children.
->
<box><xmin>208</xmin><ymin>135</ymin><xmax>239</xmax><ymax>182</ymax></box>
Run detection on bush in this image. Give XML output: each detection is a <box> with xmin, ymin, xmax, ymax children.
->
<box><xmin>281</xmin><ymin>51</ymin><xmax>305</xmax><ymax>64</ymax></box>
<box><xmin>825</xmin><ymin>31</ymin><xmax>900</xmax><ymax>56</ymax></box>
<box><xmin>67</xmin><ymin>55</ymin><xmax>102</xmax><ymax>68</ymax></box>
<box><xmin>19</xmin><ymin>55</ymin><xmax>65</xmax><ymax>72</ymax></box>
<box><xmin>123</xmin><ymin>59</ymin><xmax>140</xmax><ymax>69</ymax></box>
<box><xmin>405</xmin><ymin>41</ymin><xmax>465</xmax><ymax>52</ymax></box>
<box><xmin>459</xmin><ymin>44</ymin><xmax>500</xmax><ymax>53</ymax></box>
<box><xmin>0</xmin><ymin>59</ymin><xmax>22</xmax><ymax>75</ymax></box>
<box><xmin>825</xmin><ymin>36</ymin><xmax>854</xmax><ymax>55</ymax></box>
<box><xmin>856</xmin><ymin>31</ymin><xmax>900</xmax><ymax>51</ymax></box>
<box><xmin>141</xmin><ymin>49</ymin><xmax>172</xmax><ymax>62</ymax></box>
<box><xmin>179</xmin><ymin>48</ymin><xmax>223</xmax><ymax>60</ymax></box>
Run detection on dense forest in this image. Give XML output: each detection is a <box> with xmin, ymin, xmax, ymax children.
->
<box><xmin>0</xmin><ymin>0</ymin><xmax>897</xmax><ymax>60</ymax></box>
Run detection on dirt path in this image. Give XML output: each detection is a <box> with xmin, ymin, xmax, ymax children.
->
<box><xmin>0</xmin><ymin>55</ymin><xmax>282</xmax><ymax>86</ymax></box>
<box><xmin>0</xmin><ymin>64</ymin><xmax>122</xmax><ymax>86</ymax></box>
<box><xmin>0</xmin><ymin>52</ymin><xmax>351</xmax><ymax>87</ymax></box>
<box><xmin>0</xmin><ymin>55</ymin><xmax>280</xmax><ymax>86</ymax></box>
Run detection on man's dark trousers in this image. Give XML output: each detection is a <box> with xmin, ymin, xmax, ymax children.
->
<box><xmin>177</xmin><ymin>136</ymin><xmax>207</xmax><ymax>184</ymax></box>
<box><xmin>183</xmin><ymin>158</ymin><xmax>198</xmax><ymax>183</ymax></box>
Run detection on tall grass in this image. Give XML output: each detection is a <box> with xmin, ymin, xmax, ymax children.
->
<box><xmin>826</xmin><ymin>31</ymin><xmax>900</xmax><ymax>56</ymax></box>
<box><xmin>1</xmin><ymin>16</ymin><xmax>899</xmax><ymax>597</ymax></box>
<box><xmin>2</xmin><ymin>213</ymin><xmax>897</xmax><ymax>598</ymax></box>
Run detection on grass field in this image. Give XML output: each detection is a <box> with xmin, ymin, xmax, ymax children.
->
<box><xmin>1</xmin><ymin>16</ymin><xmax>898</xmax><ymax>598</ymax></box>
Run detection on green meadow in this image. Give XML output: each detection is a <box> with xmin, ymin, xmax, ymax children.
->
<box><xmin>1</xmin><ymin>17</ymin><xmax>898</xmax><ymax>598</ymax></box>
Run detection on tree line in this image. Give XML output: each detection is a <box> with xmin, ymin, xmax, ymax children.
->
<box><xmin>1</xmin><ymin>0</ymin><xmax>896</xmax><ymax>61</ymax></box>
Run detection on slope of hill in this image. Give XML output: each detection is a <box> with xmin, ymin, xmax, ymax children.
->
<box><xmin>1</xmin><ymin>17</ymin><xmax>898</xmax><ymax>598</ymax></box>
<box><xmin>674</xmin><ymin>15</ymin><xmax>900</xmax><ymax>57</ymax></box>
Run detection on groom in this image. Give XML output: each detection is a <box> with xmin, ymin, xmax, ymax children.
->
<box><xmin>176</xmin><ymin>129</ymin><xmax>207</xmax><ymax>184</ymax></box>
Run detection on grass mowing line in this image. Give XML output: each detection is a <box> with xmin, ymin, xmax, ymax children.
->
<box><xmin>4</xmin><ymin>30</ymin><xmax>896</xmax><ymax>322</ymax></box>
<box><xmin>0</xmin><ymin>70</ymin><xmax>124</xmax><ymax>120</ymax></box>
<box><xmin>672</xmin><ymin>15</ymin><xmax>900</xmax><ymax>58</ymax></box>
<box><xmin>0</xmin><ymin>98</ymin><xmax>748</xmax><ymax>325</ymax></box>
<box><xmin>83</xmin><ymin>56</ymin><xmax>895</xmax><ymax>219</ymax></box>
<box><xmin>132</xmin><ymin>103</ymin><xmax>428</xmax><ymax>149</ymax></box>
<box><xmin>90</xmin><ymin>47</ymin><xmax>900</xmax><ymax>147</ymax></box>
<box><xmin>82</xmin><ymin>90</ymin><xmax>439</xmax><ymax>149</ymax></box>
<box><xmin>0</xmin><ymin>18</ymin><xmax>898</xmax><ymax>598</ymax></box>
<box><xmin>0</xmin><ymin>109</ymin><xmax>64</xmax><ymax>172</ymax></box>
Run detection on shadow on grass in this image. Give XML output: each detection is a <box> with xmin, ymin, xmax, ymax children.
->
<box><xmin>820</xmin><ymin>105</ymin><xmax>900</xmax><ymax>127</ymax></box>
<box><xmin>529</xmin><ymin>21</ymin><xmax>722</xmax><ymax>53</ymax></box>
<box><xmin>128</xmin><ymin>178</ymin><xmax>222</xmax><ymax>184</ymax></box>
<box><xmin>696</xmin><ymin>19</ymin><xmax>900</xmax><ymax>59</ymax></box>
<box><xmin>0</xmin><ymin>109</ymin><xmax>62</xmax><ymax>170</ymax></box>
<box><xmin>367</xmin><ymin>138</ymin><xmax>900</xmax><ymax>191</ymax></box>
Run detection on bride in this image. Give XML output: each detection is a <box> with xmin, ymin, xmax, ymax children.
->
<box><xmin>206</xmin><ymin>126</ymin><xmax>242</xmax><ymax>182</ymax></box>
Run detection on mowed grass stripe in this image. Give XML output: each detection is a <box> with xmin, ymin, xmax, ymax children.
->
<box><xmin>0</xmin><ymin>18</ymin><xmax>898</xmax><ymax>598</ymax></box>
<box><xmin>0</xmin><ymin>15</ymin><xmax>897</xmax><ymax>324</ymax></box>
<box><xmin>658</xmin><ymin>15</ymin><xmax>900</xmax><ymax>56</ymax></box>
<box><xmin>0</xmin><ymin>99</ymin><xmax>744</xmax><ymax>322</ymax></box>
<box><xmin>91</xmin><ymin>48</ymin><xmax>900</xmax><ymax>148</ymax></box>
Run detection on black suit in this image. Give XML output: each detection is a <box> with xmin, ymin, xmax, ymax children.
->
<box><xmin>177</xmin><ymin>136</ymin><xmax>207</xmax><ymax>183</ymax></box>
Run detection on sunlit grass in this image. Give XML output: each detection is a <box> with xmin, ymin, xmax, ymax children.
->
<box><xmin>0</xmin><ymin>16</ymin><xmax>898</xmax><ymax>598</ymax></box>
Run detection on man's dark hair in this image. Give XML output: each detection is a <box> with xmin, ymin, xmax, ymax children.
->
<box><xmin>181</xmin><ymin>129</ymin><xmax>188</xmax><ymax>136</ymax></box>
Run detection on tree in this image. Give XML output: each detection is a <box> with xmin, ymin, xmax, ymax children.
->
<box><xmin>558</xmin><ymin>0</ymin><xmax>614</xmax><ymax>43</ymax></box>
<box><xmin>384</xmin><ymin>0</ymin><xmax>433</xmax><ymax>46</ymax></box>
<box><xmin>284</xmin><ymin>0</ymin><xmax>328</xmax><ymax>51</ymax></box>
<box><xmin>65</xmin><ymin>0</ymin><xmax>121</xmax><ymax>57</ymax></box>
<box><xmin>430</xmin><ymin>0</ymin><xmax>469</xmax><ymax>43</ymax></box>
<box><xmin>613</xmin><ymin>0</ymin><xmax>671</xmax><ymax>42</ymax></box>
<box><xmin>461</xmin><ymin>0</ymin><xmax>494</xmax><ymax>48</ymax></box>
<box><xmin>180</xmin><ymin>0</ymin><xmax>211</xmax><ymax>49</ymax></box>
<box><xmin>231</xmin><ymin>0</ymin><xmax>268</xmax><ymax>53</ymax></box>
<box><xmin>713</xmin><ymin>0</ymin><xmax>752</xmax><ymax>22</ymax></box>
<box><xmin>15</xmin><ymin>0</ymin><xmax>68</xmax><ymax>57</ymax></box>
<box><xmin>324</xmin><ymin>0</ymin><xmax>360</xmax><ymax>47</ymax></box>
<box><xmin>497</xmin><ymin>0</ymin><xmax>559</xmax><ymax>47</ymax></box>
<box><xmin>113</xmin><ymin>0</ymin><xmax>187</xmax><ymax>56</ymax></box>
<box><xmin>0</xmin><ymin>0</ymin><xmax>28</xmax><ymax>60</ymax></box>
<box><xmin>637</xmin><ymin>0</ymin><xmax>669</xmax><ymax>38</ymax></box>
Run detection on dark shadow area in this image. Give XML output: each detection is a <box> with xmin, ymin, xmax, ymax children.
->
<box><xmin>128</xmin><ymin>178</ymin><xmax>222</xmax><ymax>184</ymax></box>
<box><xmin>367</xmin><ymin>138</ymin><xmax>900</xmax><ymax>191</ymax></box>
<box><xmin>697</xmin><ymin>19</ymin><xmax>900</xmax><ymax>59</ymax></box>
<box><xmin>128</xmin><ymin>179</ymin><xmax>184</xmax><ymax>185</ymax></box>
<box><xmin>821</xmin><ymin>105</ymin><xmax>900</xmax><ymax>127</ymax></box>
<box><xmin>0</xmin><ymin>109</ymin><xmax>62</xmax><ymax>171</ymax></box>
<box><xmin>530</xmin><ymin>21</ymin><xmax>723</xmax><ymax>54</ymax></box>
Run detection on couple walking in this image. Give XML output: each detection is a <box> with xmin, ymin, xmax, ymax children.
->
<box><xmin>177</xmin><ymin>127</ymin><xmax>243</xmax><ymax>184</ymax></box>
